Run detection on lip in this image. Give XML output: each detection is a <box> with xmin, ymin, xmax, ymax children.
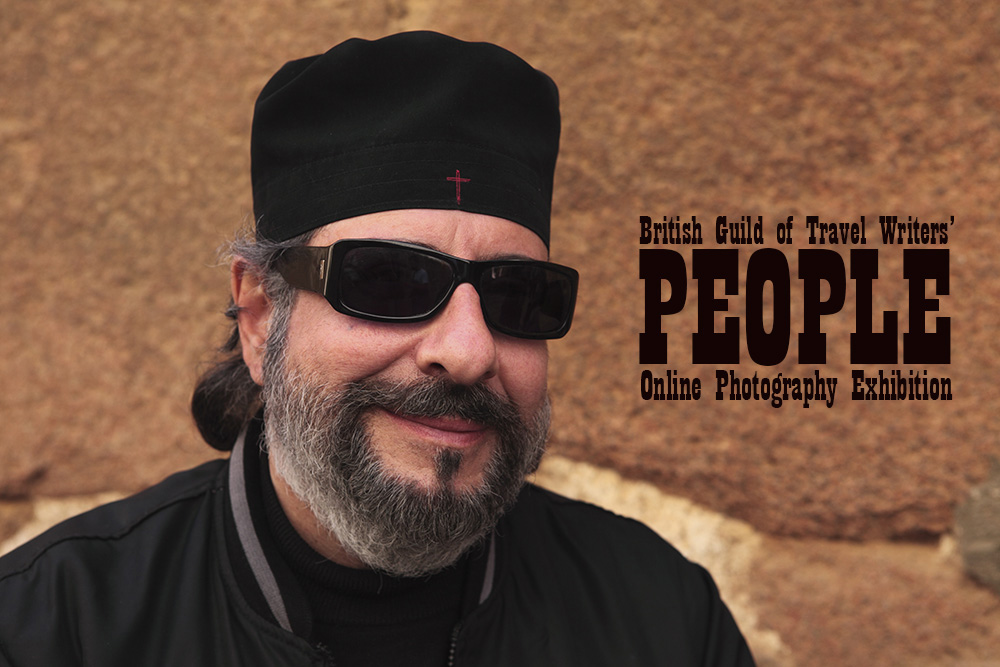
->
<box><xmin>379</xmin><ymin>409</ymin><xmax>490</xmax><ymax>448</ymax></box>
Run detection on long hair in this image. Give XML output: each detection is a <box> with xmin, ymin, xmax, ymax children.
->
<box><xmin>190</xmin><ymin>228</ymin><xmax>313</xmax><ymax>450</ymax></box>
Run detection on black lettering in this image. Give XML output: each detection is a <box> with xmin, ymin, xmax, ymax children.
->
<box><xmin>639</xmin><ymin>249</ymin><xmax>687</xmax><ymax>364</ymax></box>
<box><xmin>639</xmin><ymin>215</ymin><xmax>652</xmax><ymax>244</ymax></box>
<box><xmin>850</xmin><ymin>249</ymin><xmax>897</xmax><ymax>363</ymax></box>
<box><xmin>692</xmin><ymin>249</ymin><xmax>740</xmax><ymax>363</ymax></box>
<box><xmin>746</xmin><ymin>249</ymin><xmax>790</xmax><ymax>366</ymax></box>
<box><xmin>903</xmin><ymin>249</ymin><xmax>950</xmax><ymax>363</ymax></box>
<box><xmin>798</xmin><ymin>249</ymin><xmax>846</xmax><ymax>363</ymax></box>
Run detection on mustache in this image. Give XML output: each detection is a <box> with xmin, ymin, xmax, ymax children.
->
<box><xmin>336</xmin><ymin>377</ymin><xmax>523</xmax><ymax>433</ymax></box>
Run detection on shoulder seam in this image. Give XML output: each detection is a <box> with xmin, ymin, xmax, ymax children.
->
<box><xmin>0</xmin><ymin>463</ymin><xmax>225</xmax><ymax>585</ymax></box>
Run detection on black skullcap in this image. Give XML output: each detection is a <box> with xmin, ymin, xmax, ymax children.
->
<box><xmin>251</xmin><ymin>31</ymin><xmax>560</xmax><ymax>246</ymax></box>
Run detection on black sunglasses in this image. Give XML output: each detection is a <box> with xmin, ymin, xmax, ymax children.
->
<box><xmin>274</xmin><ymin>239</ymin><xmax>579</xmax><ymax>339</ymax></box>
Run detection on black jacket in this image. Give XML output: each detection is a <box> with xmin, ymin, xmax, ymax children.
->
<box><xmin>0</xmin><ymin>437</ymin><xmax>754</xmax><ymax>666</ymax></box>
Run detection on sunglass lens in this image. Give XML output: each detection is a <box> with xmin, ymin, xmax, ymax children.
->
<box><xmin>479</xmin><ymin>265</ymin><xmax>574</xmax><ymax>336</ymax></box>
<box><xmin>339</xmin><ymin>246</ymin><xmax>454</xmax><ymax>319</ymax></box>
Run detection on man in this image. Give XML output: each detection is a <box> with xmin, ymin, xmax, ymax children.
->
<box><xmin>0</xmin><ymin>32</ymin><xmax>754</xmax><ymax>666</ymax></box>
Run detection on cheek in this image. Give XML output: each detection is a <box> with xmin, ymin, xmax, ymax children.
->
<box><xmin>283</xmin><ymin>297</ymin><xmax>415</xmax><ymax>382</ymax></box>
<box><xmin>498</xmin><ymin>341</ymin><xmax>549</xmax><ymax>411</ymax></box>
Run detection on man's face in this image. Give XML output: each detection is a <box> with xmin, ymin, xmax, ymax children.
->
<box><xmin>281</xmin><ymin>209</ymin><xmax>550</xmax><ymax>490</ymax></box>
<box><xmin>256</xmin><ymin>209</ymin><xmax>552</xmax><ymax>574</ymax></box>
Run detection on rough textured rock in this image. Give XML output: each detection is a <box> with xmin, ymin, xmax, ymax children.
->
<box><xmin>751</xmin><ymin>535</ymin><xmax>1000</xmax><ymax>666</ymax></box>
<box><xmin>956</xmin><ymin>461</ymin><xmax>1000</xmax><ymax>594</ymax></box>
<box><xmin>2</xmin><ymin>0</ymin><xmax>995</xmax><ymax>542</ymax></box>
<box><xmin>1</xmin><ymin>0</ymin><xmax>998</xmax><ymax>663</ymax></box>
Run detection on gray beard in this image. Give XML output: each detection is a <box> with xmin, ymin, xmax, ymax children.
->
<box><xmin>262</xmin><ymin>364</ymin><xmax>550</xmax><ymax>577</ymax></box>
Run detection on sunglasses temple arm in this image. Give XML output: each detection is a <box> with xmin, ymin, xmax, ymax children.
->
<box><xmin>275</xmin><ymin>246</ymin><xmax>331</xmax><ymax>295</ymax></box>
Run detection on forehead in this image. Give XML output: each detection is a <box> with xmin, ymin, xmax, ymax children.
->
<box><xmin>309</xmin><ymin>209</ymin><xmax>549</xmax><ymax>261</ymax></box>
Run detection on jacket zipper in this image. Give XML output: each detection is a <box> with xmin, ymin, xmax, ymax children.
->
<box><xmin>447</xmin><ymin>623</ymin><xmax>461</xmax><ymax>666</ymax></box>
<box><xmin>315</xmin><ymin>642</ymin><xmax>336</xmax><ymax>667</ymax></box>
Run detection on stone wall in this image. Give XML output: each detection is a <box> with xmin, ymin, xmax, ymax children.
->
<box><xmin>2</xmin><ymin>1</ymin><xmax>998</xmax><ymax>663</ymax></box>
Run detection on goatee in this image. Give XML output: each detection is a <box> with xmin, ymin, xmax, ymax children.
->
<box><xmin>262</xmin><ymin>365</ymin><xmax>550</xmax><ymax>577</ymax></box>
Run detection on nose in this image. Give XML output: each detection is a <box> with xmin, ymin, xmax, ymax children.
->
<box><xmin>415</xmin><ymin>283</ymin><xmax>499</xmax><ymax>385</ymax></box>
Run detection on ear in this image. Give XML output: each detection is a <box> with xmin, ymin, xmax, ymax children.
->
<box><xmin>231</xmin><ymin>258</ymin><xmax>272</xmax><ymax>385</ymax></box>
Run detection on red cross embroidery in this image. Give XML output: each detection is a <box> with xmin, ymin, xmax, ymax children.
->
<box><xmin>446</xmin><ymin>169</ymin><xmax>471</xmax><ymax>204</ymax></box>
